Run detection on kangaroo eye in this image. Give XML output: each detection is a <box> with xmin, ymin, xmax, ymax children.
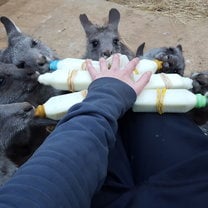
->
<box><xmin>0</xmin><ymin>76</ymin><xmax>5</xmax><ymax>87</ymax></box>
<box><xmin>31</xmin><ymin>40</ymin><xmax>38</xmax><ymax>48</ymax></box>
<box><xmin>16</xmin><ymin>61</ymin><xmax>26</xmax><ymax>68</ymax></box>
<box><xmin>91</xmin><ymin>40</ymin><xmax>99</xmax><ymax>48</ymax></box>
<box><xmin>113</xmin><ymin>38</ymin><xmax>119</xmax><ymax>45</ymax></box>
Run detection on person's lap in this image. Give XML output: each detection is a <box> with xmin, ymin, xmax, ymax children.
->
<box><xmin>91</xmin><ymin>111</ymin><xmax>208</xmax><ymax>207</ymax></box>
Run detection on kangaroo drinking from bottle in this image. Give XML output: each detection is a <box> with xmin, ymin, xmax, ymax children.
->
<box><xmin>0</xmin><ymin>16</ymin><xmax>58</xmax><ymax>74</ymax></box>
<box><xmin>136</xmin><ymin>42</ymin><xmax>185</xmax><ymax>75</ymax></box>
<box><xmin>0</xmin><ymin>63</ymin><xmax>63</xmax><ymax>166</ymax></box>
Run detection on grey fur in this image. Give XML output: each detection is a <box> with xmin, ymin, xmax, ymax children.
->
<box><xmin>0</xmin><ymin>102</ymin><xmax>57</xmax><ymax>184</ymax></box>
<box><xmin>79</xmin><ymin>8</ymin><xmax>135</xmax><ymax>60</ymax></box>
<box><xmin>0</xmin><ymin>103</ymin><xmax>35</xmax><ymax>184</ymax></box>
<box><xmin>0</xmin><ymin>62</ymin><xmax>64</xmax><ymax>107</ymax></box>
<box><xmin>0</xmin><ymin>102</ymin><xmax>57</xmax><ymax>166</ymax></box>
<box><xmin>0</xmin><ymin>16</ymin><xmax>58</xmax><ymax>74</ymax></box>
<box><xmin>187</xmin><ymin>72</ymin><xmax>208</xmax><ymax>136</ymax></box>
<box><xmin>188</xmin><ymin>72</ymin><xmax>208</xmax><ymax>127</ymax></box>
<box><xmin>136</xmin><ymin>43</ymin><xmax>185</xmax><ymax>75</ymax></box>
<box><xmin>0</xmin><ymin>154</ymin><xmax>17</xmax><ymax>186</ymax></box>
<box><xmin>0</xmin><ymin>63</ymin><xmax>62</xmax><ymax>166</ymax></box>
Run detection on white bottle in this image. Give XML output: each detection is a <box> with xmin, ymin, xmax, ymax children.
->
<box><xmin>133</xmin><ymin>89</ymin><xmax>207</xmax><ymax>114</ymax></box>
<box><xmin>38</xmin><ymin>70</ymin><xmax>193</xmax><ymax>92</ymax></box>
<box><xmin>49</xmin><ymin>58</ymin><xmax>100</xmax><ymax>72</ymax></box>
<box><xmin>34</xmin><ymin>89</ymin><xmax>207</xmax><ymax>120</ymax></box>
<box><xmin>35</xmin><ymin>90</ymin><xmax>87</xmax><ymax>120</ymax></box>
<box><xmin>49</xmin><ymin>54</ymin><xmax>162</xmax><ymax>74</ymax></box>
<box><xmin>135</xmin><ymin>73</ymin><xmax>193</xmax><ymax>90</ymax></box>
<box><xmin>38</xmin><ymin>69</ymin><xmax>92</xmax><ymax>91</ymax></box>
<box><xmin>134</xmin><ymin>59</ymin><xmax>163</xmax><ymax>74</ymax></box>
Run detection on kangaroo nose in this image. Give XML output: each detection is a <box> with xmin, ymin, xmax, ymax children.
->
<box><xmin>37</xmin><ymin>55</ymin><xmax>47</xmax><ymax>66</ymax></box>
<box><xmin>102</xmin><ymin>50</ymin><xmax>112</xmax><ymax>58</ymax></box>
<box><xmin>22</xmin><ymin>102</ymin><xmax>34</xmax><ymax>112</ymax></box>
<box><xmin>26</xmin><ymin>68</ymin><xmax>39</xmax><ymax>80</ymax></box>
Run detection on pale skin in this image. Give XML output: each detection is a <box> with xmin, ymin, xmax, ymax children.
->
<box><xmin>86</xmin><ymin>53</ymin><xmax>152</xmax><ymax>95</ymax></box>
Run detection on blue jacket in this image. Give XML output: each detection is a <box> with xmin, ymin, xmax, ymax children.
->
<box><xmin>0</xmin><ymin>78</ymin><xmax>136</xmax><ymax>208</ymax></box>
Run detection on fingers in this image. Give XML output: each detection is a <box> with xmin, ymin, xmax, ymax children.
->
<box><xmin>124</xmin><ymin>57</ymin><xmax>139</xmax><ymax>75</ymax></box>
<box><xmin>86</xmin><ymin>59</ymin><xmax>96</xmax><ymax>80</ymax></box>
<box><xmin>86</xmin><ymin>54</ymin><xmax>152</xmax><ymax>96</ymax></box>
<box><xmin>99</xmin><ymin>57</ymin><xmax>108</xmax><ymax>72</ymax></box>
<box><xmin>133</xmin><ymin>71</ymin><xmax>152</xmax><ymax>95</ymax></box>
<box><xmin>110</xmin><ymin>54</ymin><xmax>120</xmax><ymax>71</ymax></box>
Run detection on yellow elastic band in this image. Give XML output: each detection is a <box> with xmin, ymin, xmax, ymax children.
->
<box><xmin>81</xmin><ymin>90</ymin><xmax>88</xmax><ymax>98</ymax></box>
<box><xmin>156</xmin><ymin>88</ymin><xmax>167</xmax><ymax>114</ymax></box>
<box><xmin>81</xmin><ymin>61</ymin><xmax>87</xmax><ymax>70</ymax></box>
<box><xmin>133</xmin><ymin>68</ymin><xmax>139</xmax><ymax>74</ymax></box>
<box><xmin>160</xmin><ymin>73</ymin><xmax>172</xmax><ymax>88</ymax></box>
<box><xmin>67</xmin><ymin>69</ymin><xmax>77</xmax><ymax>92</ymax></box>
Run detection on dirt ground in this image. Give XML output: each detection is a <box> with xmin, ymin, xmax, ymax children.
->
<box><xmin>0</xmin><ymin>0</ymin><xmax>207</xmax><ymax>76</ymax></box>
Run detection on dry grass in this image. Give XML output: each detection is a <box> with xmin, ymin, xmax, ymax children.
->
<box><xmin>107</xmin><ymin>0</ymin><xmax>208</xmax><ymax>22</ymax></box>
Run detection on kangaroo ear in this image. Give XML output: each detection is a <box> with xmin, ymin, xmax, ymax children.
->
<box><xmin>79</xmin><ymin>14</ymin><xmax>94</xmax><ymax>35</ymax></box>
<box><xmin>176</xmin><ymin>44</ymin><xmax>183</xmax><ymax>52</ymax></box>
<box><xmin>136</xmin><ymin>42</ymin><xmax>145</xmax><ymax>57</ymax></box>
<box><xmin>108</xmin><ymin>8</ymin><xmax>120</xmax><ymax>29</ymax></box>
<box><xmin>0</xmin><ymin>16</ymin><xmax>21</xmax><ymax>36</ymax></box>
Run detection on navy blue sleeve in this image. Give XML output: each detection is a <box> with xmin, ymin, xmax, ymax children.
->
<box><xmin>0</xmin><ymin>78</ymin><xmax>136</xmax><ymax>208</ymax></box>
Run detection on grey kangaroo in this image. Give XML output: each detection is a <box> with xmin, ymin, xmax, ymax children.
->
<box><xmin>136</xmin><ymin>42</ymin><xmax>185</xmax><ymax>75</ymax></box>
<box><xmin>0</xmin><ymin>102</ymin><xmax>57</xmax><ymax>184</ymax></box>
<box><xmin>0</xmin><ymin>153</ymin><xmax>17</xmax><ymax>186</ymax></box>
<box><xmin>188</xmin><ymin>72</ymin><xmax>208</xmax><ymax>127</ymax></box>
<box><xmin>79</xmin><ymin>8</ymin><xmax>135</xmax><ymax>60</ymax></box>
<box><xmin>0</xmin><ymin>16</ymin><xmax>58</xmax><ymax>74</ymax></box>
<box><xmin>0</xmin><ymin>62</ymin><xmax>64</xmax><ymax>107</ymax></box>
<box><xmin>0</xmin><ymin>63</ymin><xmax>63</xmax><ymax>165</ymax></box>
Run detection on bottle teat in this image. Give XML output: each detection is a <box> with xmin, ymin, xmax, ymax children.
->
<box><xmin>34</xmin><ymin>105</ymin><xmax>46</xmax><ymax>118</ymax></box>
<box><xmin>154</xmin><ymin>59</ymin><xmax>163</xmax><ymax>71</ymax></box>
<box><xmin>195</xmin><ymin>94</ymin><xmax>208</xmax><ymax>108</ymax></box>
<box><xmin>49</xmin><ymin>60</ymin><xmax>60</xmax><ymax>71</ymax></box>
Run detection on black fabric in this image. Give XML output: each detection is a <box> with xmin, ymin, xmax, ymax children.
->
<box><xmin>92</xmin><ymin>111</ymin><xmax>208</xmax><ymax>208</ymax></box>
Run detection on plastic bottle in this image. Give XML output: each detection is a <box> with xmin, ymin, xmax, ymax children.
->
<box><xmin>133</xmin><ymin>89</ymin><xmax>208</xmax><ymax>114</ymax></box>
<box><xmin>38</xmin><ymin>71</ymin><xmax>193</xmax><ymax>92</ymax></box>
<box><xmin>49</xmin><ymin>54</ymin><xmax>162</xmax><ymax>74</ymax></box>
<box><xmin>49</xmin><ymin>54</ymin><xmax>130</xmax><ymax>72</ymax></box>
<box><xmin>49</xmin><ymin>58</ymin><xmax>100</xmax><ymax>72</ymax></box>
<box><xmin>34</xmin><ymin>90</ymin><xmax>87</xmax><ymax>120</ymax></box>
<box><xmin>134</xmin><ymin>73</ymin><xmax>193</xmax><ymax>90</ymax></box>
<box><xmin>134</xmin><ymin>59</ymin><xmax>163</xmax><ymax>74</ymax></box>
<box><xmin>34</xmin><ymin>89</ymin><xmax>208</xmax><ymax>120</ymax></box>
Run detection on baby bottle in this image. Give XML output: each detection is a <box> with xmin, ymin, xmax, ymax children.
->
<box><xmin>133</xmin><ymin>89</ymin><xmax>208</xmax><ymax>114</ymax></box>
<box><xmin>38</xmin><ymin>71</ymin><xmax>193</xmax><ymax>92</ymax></box>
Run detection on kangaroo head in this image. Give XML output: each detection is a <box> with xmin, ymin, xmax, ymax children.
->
<box><xmin>79</xmin><ymin>8</ymin><xmax>133</xmax><ymax>60</ymax></box>
<box><xmin>0</xmin><ymin>16</ymin><xmax>58</xmax><ymax>74</ymax></box>
<box><xmin>0</xmin><ymin>62</ymin><xmax>63</xmax><ymax>106</ymax></box>
<box><xmin>0</xmin><ymin>102</ymin><xmax>57</xmax><ymax>166</ymax></box>
<box><xmin>137</xmin><ymin>44</ymin><xmax>185</xmax><ymax>75</ymax></box>
<box><xmin>191</xmin><ymin>72</ymin><xmax>208</xmax><ymax>95</ymax></box>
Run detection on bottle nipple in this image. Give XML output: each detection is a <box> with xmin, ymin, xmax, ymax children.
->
<box><xmin>34</xmin><ymin>105</ymin><xmax>46</xmax><ymax>118</ymax></box>
<box><xmin>49</xmin><ymin>60</ymin><xmax>59</xmax><ymax>71</ymax></box>
<box><xmin>154</xmin><ymin>59</ymin><xmax>163</xmax><ymax>71</ymax></box>
<box><xmin>195</xmin><ymin>94</ymin><xmax>207</xmax><ymax>108</ymax></box>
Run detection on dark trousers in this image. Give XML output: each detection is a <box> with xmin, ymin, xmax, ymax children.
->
<box><xmin>91</xmin><ymin>111</ymin><xmax>208</xmax><ymax>208</ymax></box>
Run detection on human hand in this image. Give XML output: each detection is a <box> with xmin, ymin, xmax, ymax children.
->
<box><xmin>86</xmin><ymin>53</ymin><xmax>152</xmax><ymax>95</ymax></box>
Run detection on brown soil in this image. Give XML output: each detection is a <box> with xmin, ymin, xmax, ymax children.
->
<box><xmin>0</xmin><ymin>0</ymin><xmax>207</xmax><ymax>76</ymax></box>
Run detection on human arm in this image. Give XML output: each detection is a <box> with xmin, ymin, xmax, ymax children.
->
<box><xmin>0</xmin><ymin>55</ymin><xmax>151</xmax><ymax>208</ymax></box>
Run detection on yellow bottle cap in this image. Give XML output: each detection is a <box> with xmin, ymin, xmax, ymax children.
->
<box><xmin>34</xmin><ymin>105</ymin><xmax>46</xmax><ymax>118</ymax></box>
<box><xmin>154</xmin><ymin>59</ymin><xmax>163</xmax><ymax>71</ymax></box>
